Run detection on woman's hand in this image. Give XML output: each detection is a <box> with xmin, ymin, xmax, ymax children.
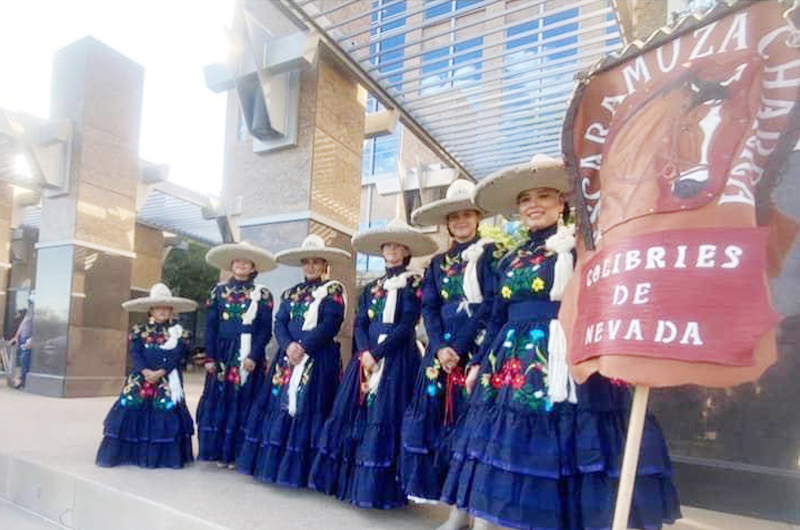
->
<box><xmin>436</xmin><ymin>347</ymin><xmax>460</xmax><ymax>374</ymax></box>
<box><xmin>360</xmin><ymin>350</ymin><xmax>377</xmax><ymax>373</ymax></box>
<box><xmin>142</xmin><ymin>369</ymin><xmax>165</xmax><ymax>384</ymax></box>
<box><xmin>286</xmin><ymin>342</ymin><xmax>306</xmax><ymax>366</ymax></box>
<box><xmin>465</xmin><ymin>364</ymin><xmax>480</xmax><ymax>395</ymax></box>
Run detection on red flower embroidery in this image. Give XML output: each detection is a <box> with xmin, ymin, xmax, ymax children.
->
<box><xmin>332</xmin><ymin>295</ymin><xmax>344</xmax><ymax>305</ymax></box>
<box><xmin>415</xmin><ymin>288</ymin><xmax>423</xmax><ymax>299</ymax></box>
<box><xmin>491</xmin><ymin>373</ymin><xmax>504</xmax><ymax>389</ymax></box>
<box><xmin>511</xmin><ymin>373</ymin><xmax>526</xmax><ymax>390</ymax></box>
<box><xmin>504</xmin><ymin>358</ymin><xmax>523</xmax><ymax>375</ymax></box>
<box><xmin>226</xmin><ymin>367</ymin><xmax>241</xmax><ymax>385</ymax></box>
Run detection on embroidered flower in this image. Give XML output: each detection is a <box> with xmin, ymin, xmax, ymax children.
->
<box><xmin>441</xmin><ymin>289</ymin><xmax>449</xmax><ymax>300</ymax></box>
<box><xmin>531</xmin><ymin>277</ymin><xmax>546</xmax><ymax>292</ymax></box>
<box><xmin>426</xmin><ymin>366</ymin><xmax>439</xmax><ymax>379</ymax></box>
<box><xmin>368</xmin><ymin>308</ymin><xmax>375</xmax><ymax>319</ymax></box>
<box><xmin>501</xmin><ymin>286</ymin><xmax>512</xmax><ymax>299</ymax></box>
<box><xmin>504</xmin><ymin>358</ymin><xmax>523</xmax><ymax>375</ymax></box>
<box><xmin>511</xmin><ymin>373</ymin><xmax>526</xmax><ymax>390</ymax></box>
<box><xmin>491</xmin><ymin>373</ymin><xmax>504</xmax><ymax>389</ymax></box>
<box><xmin>426</xmin><ymin>383</ymin><xmax>439</xmax><ymax>396</ymax></box>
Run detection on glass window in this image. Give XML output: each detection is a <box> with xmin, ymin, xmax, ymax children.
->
<box><xmin>362</xmin><ymin>130</ymin><xmax>400</xmax><ymax>180</ymax></box>
<box><xmin>420</xmin><ymin>37</ymin><xmax>483</xmax><ymax>95</ymax></box>
<box><xmin>501</xmin><ymin>7</ymin><xmax>578</xmax><ymax>145</ymax></box>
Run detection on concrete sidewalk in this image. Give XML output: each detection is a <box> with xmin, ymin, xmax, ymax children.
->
<box><xmin>0</xmin><ymin>374</ymin><xmax>795</xmax><ymax>530</ymax></box>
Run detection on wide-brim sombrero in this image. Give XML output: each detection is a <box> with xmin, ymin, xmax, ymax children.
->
<box><xmin>122</xmin><ymin>283</ymin><xmax>198</xmax><ymax>313</ymax></box>
<box><xmin>411</xmin><ymin>179</ymin><xmax>489</xmax><ymax>226</ymax></box>
<box><xmin>351</xmin><ymin>218</ymin><xmax>438</xmax><ymax>257</ymax></box>
<box><xmin>473</xmin><ymin>154</ymin><xmax>570</xmax><ymax>217</ymax></box>
<box><xmin>275</xmin><ymin>234</ymin><xmax>352</xmax><ymax>267</ymax></box>
<box><xmin>205</xmin><ymin>241</ymin><xmax>277</xmax><ymax>272</ymax></box>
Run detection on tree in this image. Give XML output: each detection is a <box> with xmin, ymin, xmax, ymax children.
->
<box><xmin>162</xmin><ymin>242</ymin><xmax>219</xmax><ymax>303</ymax></box>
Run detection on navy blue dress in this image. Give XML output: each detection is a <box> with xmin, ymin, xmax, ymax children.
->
<box><xmin>96</xmin><ymin>321</ymin><xmax>194</xmax><ymax>468</ymax></box>
<box><xmin>196</xmin><ymin>277</ymin><xmax>274</xmax><ymax>463</ymax></box>
<box><xmin>399</xmin><ymin>237</ymin><xmax>499</xmax><ymax>500</ymax></box>
<box><xmin>309</xmin><ymin>265</ymin><xmax>422</xmax><ymax>509</ymax></box>
<box><xmin>440</xmin><ymin>225</ymin><xmax>681</xmax><ymax>530</ymax></box>
<box><xmin>237</xmin><ymin>278</ymin><xmax>345</xmax><ymax>487</ymax></box>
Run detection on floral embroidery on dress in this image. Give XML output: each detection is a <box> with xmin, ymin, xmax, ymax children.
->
<box><xmin>216</xmin><ymin>364</ymin><xmax>243</xmax><ymax>388</ymax></box>
<box><xmin>425</xmin><ymin>358</ymin><xmax>445</xmax><ymax>397</ymax></box>
<box><xmin>119</xmin><ymin>373</ymin><xmax>175</xmax><ymax>411</ymax></box>
<box><xmin>285</xmin><ymin>284</ymin><xmax>315</xmax><ymax>320</ymax></box>
<box><xmin>500</xmin><ymin>247</ymin><xmax>551</xmax><ymax>299</ymax></box>
<box><xmin>326</xmin><ymin>282</ymin><xmax>345</xmax><ymax>305</ymax></box>
<box><xmin>130</xmin><ymin>322</ymin><xmax>189</xmax><ymax>350</ymax></box>
<box><xmin>439</xmin><ymin>253</ymin><xmax>467</xmax><ymax>301</ymax></box>
<box><xmin>367</xmin><ymin>279</ymin><xmax>387</xmax><ymax>321</ymax></box>
<box><xmin>479</xmin><ymin>327</ymin><xmax>553</xmax><ymax>412</ymax></box>
<box><xmin>214</xmin><ymin>283</ymin><xmax>260</xmax><ymax>321</ymax></box>
<box><xmin>270</xmin><ymin>359</ymin><xmax>314</xmax><ymax>396</ymax></box>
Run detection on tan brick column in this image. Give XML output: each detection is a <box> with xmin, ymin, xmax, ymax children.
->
<box><xmin>27</xmin><ymin>37</ymin><xmax>143</xmax><ymax>397</ymax></box>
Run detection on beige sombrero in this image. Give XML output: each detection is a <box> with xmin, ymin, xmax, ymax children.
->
<box><xmin>473</xmin><ymin>154</ymin><xmax>570</xmax><ymax>217</ymax></box>
<box><xmin>275</xmin><ymin>234</ymin><xmax>352</xmax><ymax>267</ymax></box>
<box><xmin>122</xmin><ymin>283</ymin><xmax>198</xmax><ymax>313</ymax></box>
<box><xmin>352</xmin><ymin>218</ymin><xmax>438</xmax><ymax>257</ymax></box>
<box><xmin>410</xmin><ymin>179</ymin><xmax>488</xmax><ymax>227</ymax></box>
<box><xmin>205</xmin><ymin>241</ymin><xmax>277</xmax><ymax>272</ymax></box>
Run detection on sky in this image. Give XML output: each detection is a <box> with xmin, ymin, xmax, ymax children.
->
<box><xmin>0</xmin><ymin>0</ymin><xmax>234</xmax><ymax>194</ymax></box>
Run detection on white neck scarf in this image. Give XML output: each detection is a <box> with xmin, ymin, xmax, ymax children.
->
<box><xmin>382</xmin><ymin>271</ymin><xmax>415</xmax><ymax>324</ymax></box>
<box><xmin>238</xmin><ymin>284</ymin><xmax>266</xmax><ymax>386</ymax></box>
<box><xmin>461</xmin><ymin>238</ymin><xmax>491</xmax><ymax>305</ymax></box>
<box><xmin>161</xmin><ymin>324</ymin><xmax>185</xmax><ymax>405</ymax></box>
<box><xmin>544</xmin><ymin>224</ymin><xmax>577</xmax><ymax>404</ymax></box>
<box><xmin>302</xmin><ymin>280</ymin><xmax>347</xmax><ymax>331</ymax></box>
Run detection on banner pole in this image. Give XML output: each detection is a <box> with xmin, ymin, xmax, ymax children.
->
<box><xmin>611</xmin><ymin>384</ymin><xmax>651</xmax><ymax>530</ymax></box>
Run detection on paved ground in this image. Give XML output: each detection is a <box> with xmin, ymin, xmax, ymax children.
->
<box><xmin>0</xmin><ymin>373</ymin><xmax>796</xmax><ymax>530</ymax></box>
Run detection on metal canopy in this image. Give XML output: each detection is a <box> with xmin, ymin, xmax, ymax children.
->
<box><xmin>287</xmin><ymin>0</ymin><xmax>621</xmax><ymax>179</ymax></box>
<box><xmin>22</xmin><ymin>187</ymin><xmax>223</xmax><ymax>246</ymax></box>
<box><xmin>136</xmin><ymin>188</ymin><xmax>223</xmax><ymax>246</ymax></box>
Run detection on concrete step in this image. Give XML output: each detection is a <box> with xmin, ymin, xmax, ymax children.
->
<box><xmin>0</xmin><ymin>499</ymin><xmax>66</xmax><ymax>530</ymax></box>
<box><xmin>1</xmin><ymin>378</ymin><xmax>797</xmax><ymax>530</ymax></box>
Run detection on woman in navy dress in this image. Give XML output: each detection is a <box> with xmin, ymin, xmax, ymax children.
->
<box><xmin>400</xmin><ymin>180</ymin><xmax>501</xmax><ymax>529</ymax></box>
<box><xmin>96</xmin><ymin>283</ymin><xmax>196</xmax><ymax>469</ymax></box>
<box><xmin>440</xmin><ymin>155</ymin><xmax>681</xmax><ymax>530</ymax></box>
<box><xmin>237</xmin><ymin>235</ymin><xmax>350</xmax><ymax>487</ymax></box>
<box><xmin>309</xmin><ymin>219</ymin><xmax>437</xmax><ymax>508</ymax></box>
<box><xmin>196</xmin><ymin>242</ymin><xmax>276</xmax><ymax>467</ymax></box>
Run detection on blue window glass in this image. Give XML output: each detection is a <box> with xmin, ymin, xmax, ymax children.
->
<box><xmin>425</xmin><ymin>0</ymin><xmax>452</xmax><ymax>19</ymax></box>
<box><xmin>420</xmin><ymin>37</ymin><xmax>482</xmax><ymax>94</ymax></box>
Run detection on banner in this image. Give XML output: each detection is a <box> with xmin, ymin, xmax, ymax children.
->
<box><xmin>560</xmin><ymin>0</ymin><xmax>800</xmax><ymax>387</ymax></box>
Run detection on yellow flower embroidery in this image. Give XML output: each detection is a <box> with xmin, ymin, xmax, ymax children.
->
<box><xmin>368</xmin><ymin>308</ymin><xmax>375</xmax><ymax>319</ymax></box>
<box><xmin>532</xmin><ymin>277</ymin><xmax>546</xmax><ymax>292</ymax></box>
<box><xmin>426</xmin><ymin>366</ymin><xmax>439</xmax><ymax>379</ymax></box>
<box><xmin>440</xmin><ymin>289</ymin><xmax>449</xmax><ymax>300</ymax></box>
<box><xmin>501</xmin><ymin>285</ymin><xmax>512</xmax><ymax>299</ymax></box>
